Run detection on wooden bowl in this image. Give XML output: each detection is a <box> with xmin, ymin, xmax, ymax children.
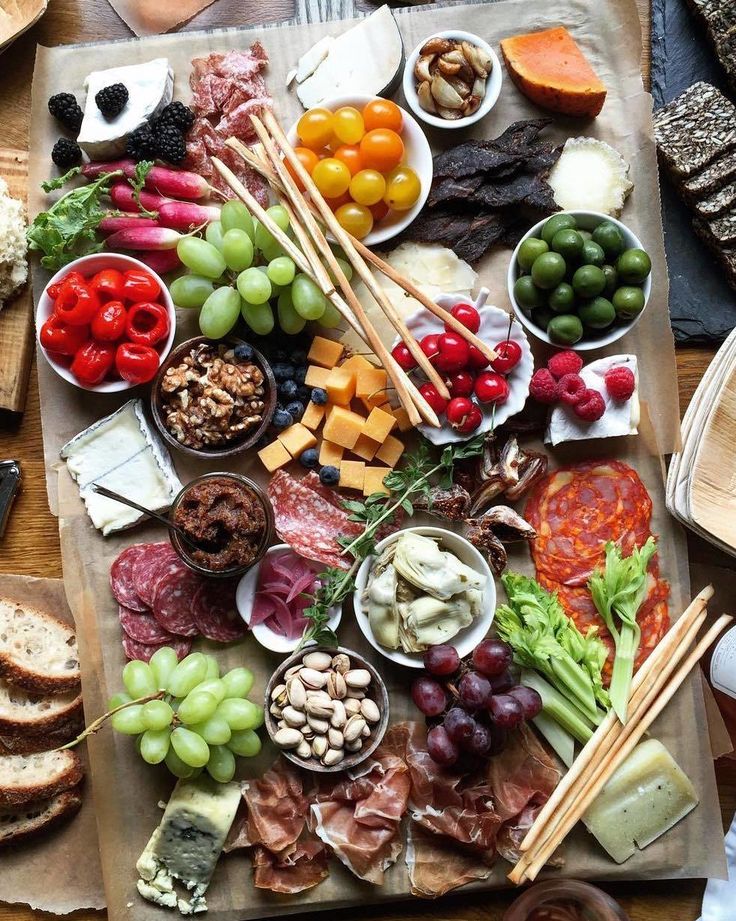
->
<box><xmin>264</xmin><ymin>645</ymin><xmax>390</xmax><ymax>774</ymax></box>
<box><xmin>150</xmin><ymin>335</ymin><xmax>276</xmax><ymax>459</ymax></box>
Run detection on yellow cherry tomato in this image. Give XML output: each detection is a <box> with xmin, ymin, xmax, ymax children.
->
<box><xmin>333</xmin><ymin>106</ymin><xmax>365</xmax><ymax>145</ymax></box>
<box><xmin>312</xmin><ymin>158</ymin><xmax>352</xmax><ymax>199</ymax></box>
<box><xmin>362</xmin><ymin>98</ymin><xmax>403</xmax><ymax>133</ymax></box>
<box><xmin>383</xmin><ymin>165</ymin><xmax>422</xmax><ymax>211</ymax></box>
<box><xmin>359</xmin><ymin>129</ymin><xmax>404</xmax><ymax>173</ymax></box>
<box><xmin>349</xmin><ymin>169</ymin><xmax>386</xmax><ymax>206</ymax></box>
<box><xmin>335</xmin><ymin>202</ymin><xmax>374</xmax><ymax>240</ymax></box>
<box><xmin>297</xmin><ymin>108</ymin><xmax>335</xmax><ymax>150</ymax></box>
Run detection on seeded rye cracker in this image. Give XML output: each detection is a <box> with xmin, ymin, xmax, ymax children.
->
<box><xmin>653</xmin><ymin>82</ymin><xmax>736</xmax><ymax>177</ymax></box>
<box><xmin>685</xmin><ymin>0</ymin><xmax>736</xmax><ymax>87</ymax></box>
<box><xmin>692</xmin><ymin>219</ymin><xmax>736</xmax><ymax>288</ymax></box>
<box><xmin>682</xmin><ymin>149</ymin><xmax>736</xmax><ymax>198</ymax></box>
<box><xmin>693</xmin><ymin>180</ymin><xmax>736</xmax><ymax>218</ymax></box>
<box><xmin>694</xmin><ymin>210</ymin><xmax>736</xmax><ymax>245</ymax></box>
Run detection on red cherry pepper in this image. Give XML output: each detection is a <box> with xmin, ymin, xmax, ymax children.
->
<box><xmin>46</xmin><ymin>271</ymin><xmax>86</xmax><ymax>302</ymax></box>
<box><xmin>91</xmin><ymin>300</ymin><xmax>127</xmax><ymax>342</ymax></box>
<box><xmin>90</xmin><ymin>268</ymin><xmax>125</xmax><ymax>303</ymax></box>
<box><xmin>39</xmin><ymin>315</ymin><xmax>89</xmax><ymax>356</ymax></box>
<box><xmin>70</xmin><ymin>340</ymin><xmax>116</xmax><ymax>386</ymax></box>
<box><xmin>125</xmin><ymin>301</ymin><xmax>169</xmax><ymax>347</ymax></box>
<box><xmin>115</xmin><ymin>342</ymin><xmax>160</xmax><ymax>385</ymax></box>
<box><xmin>122</xmin><ymin>268</ymin><xmax>161</xmax><ymax>302</ymax></box>
<box><xmin>54</xmin><ymin>276</ymin><xmax>100</xmax><ymax>326</ymax></box>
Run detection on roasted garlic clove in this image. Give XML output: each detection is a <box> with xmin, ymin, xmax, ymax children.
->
<box><xmin>421</xmin><ymin>37</ymin><xmax>455</xmax><ymax>56</ymax></box>
<box><xmin>462</xmin><ymin>40</ymin><xmax>493</xmax><ymax>77</ymax></box>
<box><xmin>417</xmin><ymin>80</ymin><xmax>437</xmax><ymax>114</ymax></box>
<box><xmin>414</xmin><ymin>53</ymin><xmax>434</xmax><ymax>83</ymax></box>
<box><xmin>431</xmin><ymin>75</ymin><xmax>465</xmax><ymax>109</ymax></box>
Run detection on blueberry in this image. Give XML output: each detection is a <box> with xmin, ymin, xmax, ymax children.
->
<box><xmin>272</xmin><ymin>409</ymin><xmax>293</xmax><ymax>430</ymax></box>
<box><xmin>272</xmin><ymin>362</ymin><xmax>295</xmax><ymax>381</ymax></box>
<box><xmin>278</xmin><ymin>379</ymin><xmax>298</xmax><ymax>400</ymax></box>
<box><xmin>272</xmin><ymin>349</ymin><xmax>288</xmax><ymax>363</ymax></box>
<box><xmin>234</xmin><ymin>343</ymin><xmax>254</xmax><ymax>361</ymax></box>
<box><xmin>293</xmin><ymin>366</ymin><xmax>307</xmax><ymax>385</ymax></box>
<box><xmin>299</xmin><ymin>448</ymin><xmax>319</xmax><ymax>469</ymax></box>
<box><xmin>319</xmin><ymin>465</ymin><xmax>340</xmax><ymax>486</ymax></box>
<box><xmin>296</xmin><ymin>385</ymin><xmax>311</xmax><ymax>403</ymax></box>
<box><xmin>285</xmin><ymin>400</ymin><xmax>305</xmax><ymax>420</ymax></box>
<box><xmin>290</xmin><ymin>349</ymin><xmax>307</xmax><ymax>365</ymax></box>
<box><xmin>311</xmin><ymin>387</ymin><xmax>328</xmax><ymax>405</ymax></box>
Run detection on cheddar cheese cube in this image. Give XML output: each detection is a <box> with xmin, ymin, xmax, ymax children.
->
<box><xmin>326</xmin><ymin>366</ymin><xmax>356</xmax><ymax>405</ymax></box>
<box><xmin>363</xmin><ymin>406</ymin><xmax>396</xmax><ymax>443</ymax></box>
<box><xmin>375</xmin><ymin>434</ymin><xmax>404</xmax><ymax>468</ymax></box>
<box><xmin>277</xmin><ymin>423</ymin><xmax>317</xmax><ymax>458</ymax></box>
<box><xmin>305</xmin><ymin>365</ymin><xmax>331</xmax><ymax>389</ymax></box>
<box><xmin>363</xmin><ymin>467</ymin><xmax>390</xmax><ymax>496</ymax></box>
<box><xmin>352</xmin><ymin>433</ymin><xmax>380</xmax><ymax>461</ymax></box>
<box><xmin>301</xmin><ymin>401</ymin><xmax>326</xmax><ymax>431</ymax></box>
<box><xmin>258</xmin><ymin>439</ymin><xmax>292</xmax><ymax>472</ymax></box>
<box><xmin>308</xmin><ymin>336</ymin><xmax>344</xmax><ymax>368</ymax></box>
<box><xmin>340</xmin><ymin>354</ymin><xmax>374</xmax><ymax>374</ymax></box>
<box><xmin>356</xmin><ymin>367</ymin><xmax>389</xmax><ymax>405</ymax></box>
<box><xmin>391</xmin><ymin>405</ymin><xmax>413</xmax><ymax>432</ymax></box>
<box><xmin>322</xmin><ymin>405</ymin><xmax>365</xmax><ymax>450</ymax></box>
<box><xmin>359</xmin><ymin>395</ymin><xmax>389</xmax><ymax>414</ymax></box>
<box><xmin>319</xmin><ymin>440</ymin><xmax>344</xmax><ymax>467</ymax></box>
<box><xmin>339</xmin><ymin>460</ymin><xmax>365</xmax><ymax>491</ymax></box>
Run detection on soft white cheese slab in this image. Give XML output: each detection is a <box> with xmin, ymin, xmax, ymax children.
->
<box><xmin>545</xmin><ymin>353</ymin><xmax>640</xmax><ymax>447</ymax></box>
<box><xmin>60</xmin><ymin>399</ymin><xmax>181</xmax><ymax>536</ymax></box>
<box><xmin>77</xmin><ymin>58</ymin><xmax>174</xmax><ymax>160</ymax></box>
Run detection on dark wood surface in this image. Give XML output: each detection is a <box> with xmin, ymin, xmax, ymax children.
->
<box><xmin>0</xmin><ymin>1</ymin><xmax>732</xmax><ymax>919</ymax></box>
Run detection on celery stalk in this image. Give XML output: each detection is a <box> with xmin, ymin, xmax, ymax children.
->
<box><xmin>521</xmin><ymin>669</ymin><xmax>595</xmax><ymax>745</ymax></box>
<box><xmin>533</xmin><ymin>711</ymin><xmax>575</xmax><ymax>767</ymax></box>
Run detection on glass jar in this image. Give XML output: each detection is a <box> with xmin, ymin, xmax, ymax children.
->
<box><xmin>168</xmin><ymin>472</ymin><xmax>274</xmax><ymax>579</ymax></box>
<box><xmin>503</xmin><ymin>880</ymin><xmax>631</xmax><ymax>921</ymax></box>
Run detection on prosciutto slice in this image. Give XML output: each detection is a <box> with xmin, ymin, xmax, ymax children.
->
<box><xmin>252</xmin><ymin>840</ymin><xmax>329</xmax><ymax>894</ymax></box>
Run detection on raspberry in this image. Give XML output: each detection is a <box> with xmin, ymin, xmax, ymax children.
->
<box><xmin>529</xmin><ymin>368</ymin><xmax>559</xmax><ymax>404</ymax></box>
<box><xmin>558</xmin><ymin>373</ymin><xmax>586</xmax><ymax>406</ymax></box>
<box><xmin>604</xmin><ymin>365</ymin><xmax>636</xmax><ymax>401</ymax></box>
<box><xmin>573</xmin><ymin>388</ymin><xmax>606</xmax><ymax>422</ymax></box>
<box><xmin>548</xmin><ymin>349</ymin><xmax>583</xmax><ymax>380</ymax></box>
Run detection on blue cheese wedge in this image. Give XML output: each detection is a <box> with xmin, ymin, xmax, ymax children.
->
<box><xmin>583</xmin><ymin>739</ymin><xmax>698</xmax><ymax>863</ymax></box>
<box><xmin>77</xmin><ymin>58</ymin><xmax>173</xmax><ymax>160</ymax></box>
<box><xmin>60</xmin><ymin>399</ymin><xmax>181</xmax><ymax>536</ymax></box>
<box><xmin>545</xmin><ymin>354</ymin><xmax>640</xmax><ymax>447</ymax></box>
<box><xmin>136</xmin><ymin>776</ymin><xmax>241</xmax><ymax>915</ymax></box>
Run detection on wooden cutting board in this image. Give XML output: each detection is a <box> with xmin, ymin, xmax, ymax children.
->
<box><xmin>0</xmin><ymin>147</ymin><xmax>33</xmax><ymax>414</ymax></box>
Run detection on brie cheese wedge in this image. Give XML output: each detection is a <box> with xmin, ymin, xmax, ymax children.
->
<box><xmin>545</xmin><ymin>354</ymin><xmax>640</xmax><ymax>447</ymax></box>
<box><xmin>60</xmin><ymin>399</ymin><xmax>181</xmax><ymax>536</ymax></box>
<box><xmin>77</xmin><ymin>58</ymin><xmax>174</xmax><ymax>160</ymax></box>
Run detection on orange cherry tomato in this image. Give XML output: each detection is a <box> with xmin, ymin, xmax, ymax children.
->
<box><xmin>324</xmin><ymin>191</ymin><xmax>352</xmax><ymax>211</ymax></box>
<box><xmin>359</xmin><ymin>129</ymin><xmax>404</xmax><ymax>173</ymax></box>
<box><xmin>369</xmin><ymin>200</ymin><xmax>390</xmax><ymax>222</ymax></box>
<box><xmin>362</xmin><ymin>98</ymin><xmax>403</xmax><ymax>133</ymax></box>
<box><xmin>296</xmin><ymin>108</ymin><xmax>334</xmax><ymax>150</ymax></box>
<box><xmin>333</xmin><ymin>144</ymin><xmax>364</xmax><ymax>177</ymax></box>
<box><xmin>285</xmin><ymin>147</ymin><xmax>320</xmax><ymax>191</ymax></box>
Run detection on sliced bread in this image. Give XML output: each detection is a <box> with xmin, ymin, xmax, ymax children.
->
<box><xmin>0</xmin><ymin>598</ymin><xmax>80</xmax><ymax>694</ymax></box>
<box><xmin>0</xmin><ymin>787</ymin><xmax>83</xmax><ymax>847</ymax></box>
<box><xmin>0</xmin><ymin>677</ymin><xmax>83</xmax><ymax>735</ymax></box>
<box><xmin>0</xmin><ymin>750</ymin><xmax>84</xmax><ymax>805</ymax></box>
<box><xmin>0</xmin><ymin>719</ymin><xmax>84</xmax><ymax>756</ymax></box>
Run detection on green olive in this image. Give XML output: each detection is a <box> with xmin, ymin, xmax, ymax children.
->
<box><xmin>601</xmin><ymin>264</ymin><xmax>618</xmax><ymax>298</ymax></box>
<box><xmin>613</xmin><ymin>285</ymin><xmax>646</xmax><ymax>319</ymax></box>
<box><xmin>581</xmin><ymin>240</ymin><xmax>605</xmax><ymax>267</ymax></box>
<box><xmin>531</xmin><ymin>252</ymin><xmax>567</xmax><ymax>290</ymax></box>
<box><xmin>532</xmin><ymin>306</ymin><xmax>554</xmax><ymax>331</ymax></box>
<box><xmin>518</xmin><ymin>237</ymin><xmax>549</xmax><ymax>271</ymax></box>
<box><xmin>541</xmin><ymin>213</ymin><xmax>577</xmax><ymax>245</ymax></box>
<box><xmin>616</xmin><ymin>248</ymin><xmax>652</xmax><ymax>284</ymax></box>
<box><xmin>578</xmin><ymin>296</ymin><xmax>616</xmax><ymax>329</ymax></box>
<box><xmin>547</xmin><ymin>313</ymin><xmax>583</xmax><ymax>345</ymax></box>
<box><xmin>572</xmin><ymin>264</ymin><xmax>606</xmax><ymax>298</ymax></box>
<box><xmin>592</xmin><ymin>221</ymin><xmax>625</xmax><ymax>258</ymax></box>
<box><xmin>551</xmin><ymin>229</ymin><xmax>584</xmax><ymax>262</ymax></box>
<box><xmin>514</xmin><ymin>275</ymin><xmax>544</xmax><ymax>312</ymax></box>
<box><xmin>548</xmin><ymin>282</ymin><xmax>575</xmax><ymax>313</ymax></box>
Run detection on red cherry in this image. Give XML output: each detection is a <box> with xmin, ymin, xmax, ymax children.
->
<box><xmin>446</xmin><ymin>397</ymin><xmax>482</xmax><ymax>434</ymax></box>
<box><xmin>474</xmin><ymin>371</ymin><xmax>510</xmax><ymax>404</ymax></box>
<box><xmin>446</xmin><ymin>370</ymin><xmax>474</xmax><ymax>398</ymax></box>
<box><xmin>434</xmin><ymin>332</ymin><xmax>470</xmax><ymax>372</ymax></box>
<box><xmin>467</xmin><ymin>344</ymin><xmax>490</xmax><ymax>370</ymax></box>
<box><xmin>420</xmin><ymin>334</ymin><xmax>441</xmax><ymax>364</ymax></box>
<box><xmin>445</xmin><ymin>302</ymin><xmax>481</xmax><ymax>334</ymax></box>
<box><xmin>491</xmin><ymin>340</ymin><xmax>522</xmax><ymax>375</ymax></box>
<box><xmin>391</xmin><ymin>341</ymin><xmax>416</xmax><ymax>371</ymax></box>
<box><xmin>419</xmin><ymin>382</ymin><xmax>448</xmax><ymax>414</ymax></box>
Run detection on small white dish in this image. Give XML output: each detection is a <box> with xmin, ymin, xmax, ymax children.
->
<box><xmin>402</xmin><ymin>30</ymin><xmax>502</xmax><ymax>131</ymax></box>
<box><xmin>353</xmin><ymin>526</ymin><xmax>495</xmax><ymax>669</ymax></box>
<box><xmin>507</xmin><ymin>210</ymin><xmax>653</xmax><ymax>352</ymax></box>
<box><xmin>286</xmin><ymin>94</ymin><xmax>432</xmax><ymax>247</ymax></box>
<box><xmin>36</xmin><ymin>252</ymin><xmax>176</xmax><ymax>393</ymax></box>
<box><xmin>236</xmin><ymin>544</ymin><xmax>342</xmax><ymax>654</ymax></box>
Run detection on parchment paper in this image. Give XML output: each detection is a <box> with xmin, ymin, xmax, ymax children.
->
<box><xmin>26</xmin><ymin>0</ymin><xmax>727</xmax><ymax>918</ymax></box>
<box><xmin>0</xmin><ymin>573</ymin><xmax>105</xmax><ymax>914</ymax></box>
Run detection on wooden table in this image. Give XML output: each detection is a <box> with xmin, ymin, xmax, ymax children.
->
<box><xmin>0</xmin><ymin>1</ymin><xmax>733</xmax><ymax>919</ymax></box>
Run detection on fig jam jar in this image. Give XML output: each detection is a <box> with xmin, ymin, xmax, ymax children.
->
<box><xmin>503</xmin><ymin>881</ymin><xmax>631</xmax><ymax>921</ymax></box>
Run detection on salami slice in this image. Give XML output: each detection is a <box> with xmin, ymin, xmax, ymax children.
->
<box><xmin>110</xmin><ymin>545</ymin><xmax>149</xmax><ymax>612</ymax></box>
<box><xmin>152</xmin><ymin>567</ymin><xmax>203</xmax><ymax>637</ymax></box>
<box><xmin>119</xmin><ymin>605</ymin><xmax>177</xmax><ymax>645</ymax></box>
<box><xmin>122</xmin><ymin>634</ymin><xmax>193</xmax><ymax>662</ymax></box>
<box><xmin>132</xmin><ymin>542</ymin><xmax>178</xmax><ymax>609</ymax></box>
<box><xmin>191</xmin><ymin>579</ymin><xmax>246</xmax><ymax>643</ymax></box>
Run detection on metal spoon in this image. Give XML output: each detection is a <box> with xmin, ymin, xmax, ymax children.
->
<box><xmin>90</xmin><ymin>483</ymin><xmax>202</xmax><ymax>552</ymax></box>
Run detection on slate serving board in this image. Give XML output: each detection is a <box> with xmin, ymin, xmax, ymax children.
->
<box><xmin>652</xmin><ymin>0</ymin><xmax>736</xmax><ymax>344</ymax></box>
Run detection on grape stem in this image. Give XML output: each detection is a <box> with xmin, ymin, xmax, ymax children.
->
<box><xmin>53</xmin><ymin>691</ymin><xmax>165</xmax><ymax>752</ymax></box>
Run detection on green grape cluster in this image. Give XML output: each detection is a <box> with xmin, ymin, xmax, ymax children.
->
<box><xmin>170</xmin><ymin>200</ymin><xmax>351</xmax><ymax>339</ymax></box>
<box><xmin>110</xmin><ymin>648</ymin><xmax>263</xmax><ymax>783</ymax></box>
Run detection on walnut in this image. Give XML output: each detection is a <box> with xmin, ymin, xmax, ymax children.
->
<box><xmin>161</xmin><ymin>363</ymin><xmax>199</xmax><ymax>393</ymax></box>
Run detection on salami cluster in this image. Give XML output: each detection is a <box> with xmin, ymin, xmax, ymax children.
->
<box><xmin>110</xmin><ymin>541</ymin><xmax>245</xmax><ymax>661</ymax></box>
<box><xmin>526</xmin><ymin>461</ymin><xmax>669</xmax><ymax>672</ymax></box>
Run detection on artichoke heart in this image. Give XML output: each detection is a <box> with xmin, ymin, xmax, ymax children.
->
<box><xmin>392</xmin><ymin>531</ymin><xmax>486</xmax><ymax>600</ymax></box>
<box><xmin>363</xmin><ymin>560</ymin><xmax>400</xmax><ymax>649</ymax></box>
<box><xmin>404</xmin><ymin>594</ymin><xmax>474</xmax><ymax>650</ymax></box>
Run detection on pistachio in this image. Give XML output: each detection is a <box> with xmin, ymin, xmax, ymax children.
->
<box><xmin>296</xmin><ymin>739</ymin><xmax>312</xmax><ymax>759</ymax></box>
<box><xmin>277</xmin><ymin>719</ymin><xmax>287</xmax><ymax>730</ymax></box>
<box><xmin>306</xmin><ymin>689</ymin><xmax>332</xmax><ymax>705</ymax></box>
<box><xmin>327</xmin><ymin>672</ymin><xmax>347</xmax><ymax>700</ymax></box>
<box><xmin>328</xmin><ymin>727</ymin><xmax>344</xmax><ymax>749</ymax></box>
<box><xmin>269</xmin><ymin>703</ymin><xmax>283</xmax><ymax>718</ymax></box>
<box><xmin>344</xmin><ymin>715</ymin><xmax>367</xmax><ymax>743</ymax></box>
<box><xmin>360</xmin><ymin>699</ymin><xmax>380</xmax><ymax>723</ymax></box>
<box><xmin>361</xmin><ymin>724</ymin><xmax>371</xmax><ymax>738</ymax></box>
<box><xmin>274</xmin><ymin>727</ymin><xmax>303</xmax><ymax>749</ymax></box>
<box><xmin>302</xmin><ymin>651</ymin><xmax>333</xmax><ymax>671</ymax></box>
<box><xmin>299</xmin><ymin>667</ymin><xmax>328</xmax><ymax>689</ymax></box>
<box><xmin>283</xmin><ymin>706</ymin><xmax>307</xmax><ymax>728</ymax></box>
<box><xmin>345</xmin><ymin>669</ymin><xmax>371</xmax><ymax>689</ymax></box>
<box><xmin>331</xmin><ymin>653</ymin><xmax>350</xmax><ymax>674</ymax></box>
<box><xmin>344</xmin><ymin>698</ymin><xmax>362</xmax><ymax>715</ymax></box>
<box><xmin>286</xmin><ymin>676</ymin><xmax>306</xmax><ymax>709</ymax></box>
<box><xmin>311</xmin><ymin>736</ymin><xmax>329</xmax><ymax>758</ymax></box>
<box><xmin>330</xmin><ymin>700</ymin><xmax>347</xmax><ymax>729</ymax></box>
<box><xmin>302</xmin><ymin>728</ymin><xmax>315</xmax><ymax>741</ymax></box>
<box><xmin>270</xmin><ymin>683</ymin><xmax>287</xmax><ymax>702</ymax></box>
<box><xmin>306</xmin><ymin>698</ymin><xmax>334</xmax><ymax>719</ymax></box>
<box><xmin>346</xmin><ymin>688</ymin><xmax>365</xmax><ymax>700</ymax></box>
<box><xmin>284</xmin><ymin>664</ymin><xmax>302</xmax><ymax>680</ymax></box>
<box><xmin>345</xmin><ymin>738</ymin><xmax>363</xmax><ymax>753</ymax></box>
<box><xmin>307</xmin><ymin>715</ymin><xmax>330</xmax><ymax>734</ymax></box>
<box><xmin>322</xmin><ymin>748</ymin><xmax>344</xmax><ymax>767</ymax></box>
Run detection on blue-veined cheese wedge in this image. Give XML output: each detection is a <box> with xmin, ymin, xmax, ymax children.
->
<box><xmin>77</xmin><ymin>58</ymin><xmax>174</xmax><ymax>160</ymax></box>
<box><xmin>60</xmin><ymin>399</ymin><xmax>181</xmax><ymax>536</ymax></box>
<box><xmin>136</xmin><ymin>776</ymin><xmax>241</xmax><ymax>915</ymax></box>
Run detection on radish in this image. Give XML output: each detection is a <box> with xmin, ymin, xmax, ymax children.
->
<box><xmin>82</xmin><ymin>159</ymin><xmax>136</xmax><ymax>180</ymax></box>
<box><xmin>99</xmin><ymin>214</ymin><xmax>159</xmax><ymax>235</ymax></box>
<box><xmin>109</xmin><ymin>183</ymin><xmax>171</xmax><ymax>213</ymax></box>
<box><xmin>104</xmin><ymin>227</ymin><xmax>181</xmax><ymax>251</ymax></box>
<box><xmin>83</xmin><ymin>160</ymin><xmax>209</xmax><ymax>200</ymax></box>
<box><xmin>133</xmin><ymin>250</ymin><xmax>183</xmax><ymax>274</ymax></box>
<box><xmin>157</xmin><ymin>201</ymin><xmax>221</xmax><ymax>231</ymax></box>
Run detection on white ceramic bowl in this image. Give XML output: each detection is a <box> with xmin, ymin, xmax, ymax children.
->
<box><xmin>353</xmin><ymin>526</ymin><xmax>496</xmax><ymax>669</ymax></box>
<box><xmin>286</xmin><ymin>94</ymin><xmax>433</xmax><ymax>247</ymax></box>
<box><xmin>394</xmin><ymin>290</ymin><xmax>534</xmax><ymax>445</ymax></box>
<box><xmin>236</xmin><ymin>544</ymin><xmax>342</xmax><ymax>654</ymax></box>
<box><xmin>507</xmin><ymin>211</ymin><xmax>653</xmax><ymax>352</ymax></box>
<box><xmin>36</xmin><ymin>252</ymin><xmax>176</xmax><ymax>392</ymax></box>
<box><xmin>402</xmin><ymin>30</ymin><xmax>502</xmax><ymax>131</ymax></box>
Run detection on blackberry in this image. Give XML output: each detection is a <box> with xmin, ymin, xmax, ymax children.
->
<box><xmin>158</xmin><ymin>101</ymin><xmax>195</xmax><ymax>133</ymax></box>
<box><xmin>95</xmin><ymin>83</ymin><xmax>129</xmax><ymax>119</ymax></box>
<box><xmin>51</xmin><ymin>138</ymin><xmax>82</xmax><ymax>169</ymax></box>
<box><xmin>48</xmin><ymin>93</ymin><xmax>83</xmax><ymax>132</ymax></box>
<box><xmin>126</xmin><ymin>124</ymin><xmax>156</xmax><ymax>161</ymax></box>
<box><xmin>154</xmin><ymin>124</ymin><xmax>186</xmax><ymax>165</ymax></box>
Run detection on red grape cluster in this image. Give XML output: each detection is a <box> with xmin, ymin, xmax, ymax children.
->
<box><xmin>410</xmin><ymin>639</ymin><xmax>542</xmax><ymax>767</ymax></box>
